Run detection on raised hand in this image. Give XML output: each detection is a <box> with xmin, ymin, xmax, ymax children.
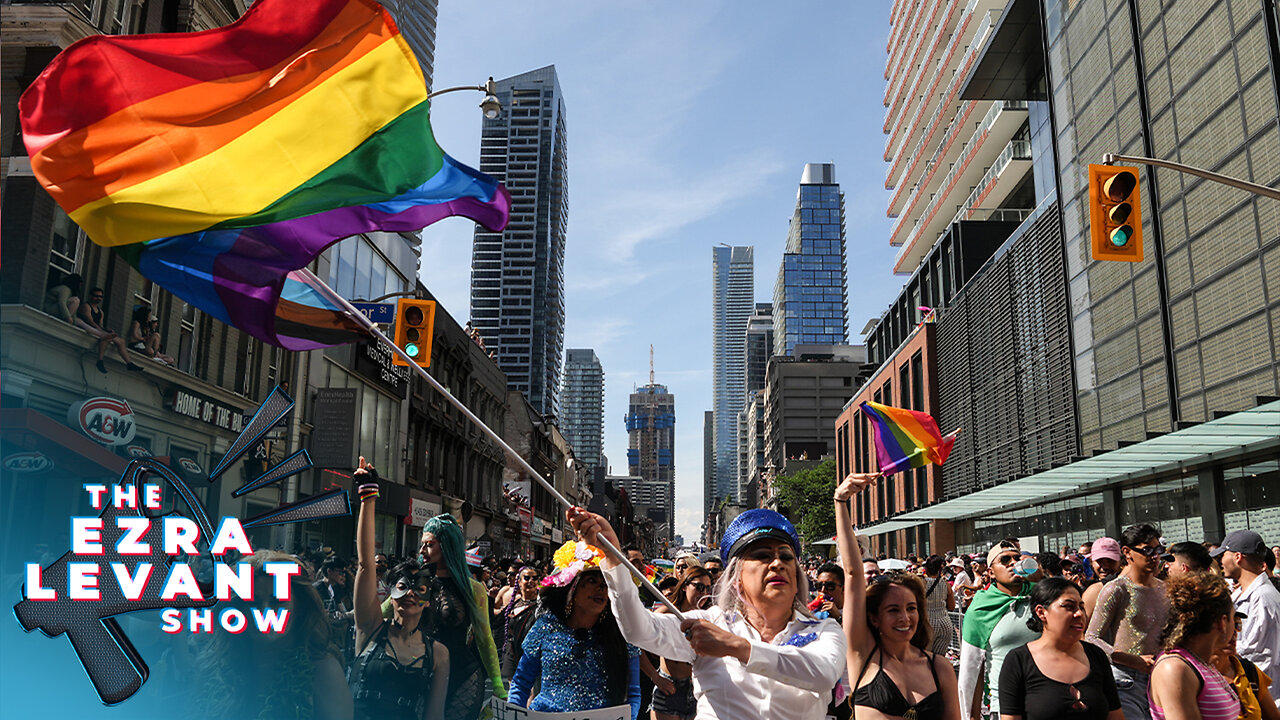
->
<box><xmin>834</xmin><ymin>473</ymin><xmax>878</xmax><ymax>501</ymax></box>
<box><xmin>354</xmin><ymin>455</ymin><xmax>374</xmax><ymax>477</ymax></box>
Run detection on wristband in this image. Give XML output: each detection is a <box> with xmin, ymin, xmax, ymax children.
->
<box><xmin>357</xmin><ymin>483</ymin><xmax>380</xmax><ymax>500</ymax></box>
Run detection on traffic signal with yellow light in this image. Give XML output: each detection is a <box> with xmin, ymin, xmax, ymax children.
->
<box><xmin>1088</xmin><ymin>164</ymin><xmax>1143</xmax><ymax>262</ymax></box>
<box><xmin>391</xmin><ymin>298</ymin><xmax>435</xmax><ymax>367</ymax></box>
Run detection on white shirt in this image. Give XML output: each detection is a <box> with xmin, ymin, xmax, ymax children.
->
<box><xmin>603</xmin><ymin>563</ymin><xmax>846</xmax><ymax>720</ymax></box>
<box><xmin>1233</xmin><ymin>573</ymin><xmax>1280</xmax><ymax>709</ymax></box>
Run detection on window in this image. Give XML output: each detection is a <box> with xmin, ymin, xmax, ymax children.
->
<box><xmin>48</xmin><ymin>208</ymin><xmax>82</xmax><ymax>281</ymax></box>
<box><xmin>177</xmin><ymin>302</ymin><xmax>198</xmax><ymax>373</ymax></box>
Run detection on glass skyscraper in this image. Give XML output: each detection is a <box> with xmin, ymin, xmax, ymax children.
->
<box><xmin>471</xmin><ymin>66</ymin><xmax>568</xmax><ymax>419</ymax></box>
<box><xmin>711</xmin><ymin>245</ymin><xmax>754</xmax><ymax>512</ymax></box>
<box><xmin>562</xmin><ymin>349</ymin><xmax>604</xmax><ymax>474</ymax></box>
<box><xmin>773</xmin><ymin>163</ymin><xmax>848</xmax><ymax>356</ymax></box>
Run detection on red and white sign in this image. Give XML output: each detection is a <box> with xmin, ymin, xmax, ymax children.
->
<box><xmin>177</xmin><ymin>457</ymin><xmax>203</xmax><ymax>476</ymax></box>
<box><xmin>3</xmin><ymin>451</ymin><xmax>52</xmax><ymax>473</ymax></box>
<box><xmin>68</xmin><ymin>397</ymin><xmax>137</xmax><ymax>446</ymax></box>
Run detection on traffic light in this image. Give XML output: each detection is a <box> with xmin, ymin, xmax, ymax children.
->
<box><xmin>1088</xmin><ymin>164</ymin><xmax>1143</xmax><ymax>262</ymax></box>
<box><xmin>391</xmin><ymin>298</ymin><xmax>435</xmax><ymax>367</ymax></box>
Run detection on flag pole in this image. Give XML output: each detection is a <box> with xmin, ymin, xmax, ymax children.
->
<box><xmin>296</xmin><ymin>267</ymin><xmax>685</xmax><ymax>619</ymax></box>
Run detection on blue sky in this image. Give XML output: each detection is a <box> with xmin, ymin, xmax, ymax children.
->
<box><xmin>420</xmin><ymin>1</ymin><xmax>903</xmax><ymax>542</ymax></box>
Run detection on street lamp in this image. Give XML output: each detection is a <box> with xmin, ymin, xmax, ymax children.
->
<box><xmin>427</xmin><ymin>76</ymin><xmax>502</xmax><ymax>119</ymax></box>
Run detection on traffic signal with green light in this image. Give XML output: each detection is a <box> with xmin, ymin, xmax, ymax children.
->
<box><xmin>391</xmin><ymin>298</ymin><xmax>435</xmax><ymax>368</ymax></box>
<box><xmin>1088</xmin><ymin>164</ymin><xmax>1143</xmax><ymax>262</ymax></box>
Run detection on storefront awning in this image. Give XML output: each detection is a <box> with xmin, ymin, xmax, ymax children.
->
<box><xmin>896</xmin><ymin>399</ymin><xmax>1280</xmax><ymax>522</ymax></box>
<box><xmin>811</xmin><ymin>516</ymin><xmax>931</xmax><ymax>546</ymax></box>
<box><xmin>0</xmin><ymin>407</ymin><xmax>126</xmax><ymax>477</ymax></box>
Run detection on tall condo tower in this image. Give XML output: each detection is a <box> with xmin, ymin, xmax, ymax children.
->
<box><xmin>625</xmin><ymin>352</ymin><xmax>675</xmax><ymax>541</ymax></box>
<box><xmin>561</xmin><ymin>349</ymin><xmax>605</xmax><ymax>475</ymax></box>
<box><xmin>737</xmin><ymin>302</ymin><xmax>774</xmax><ymax>504</ymax></box>
<box><xmin>773</xmin><ymin>163</ymin><xmax>848</xmax><ymax>356</ymax></box>
<box><xmin>470</xmin><ymin>66</ymin><xmax>568</xmax><ymax>419</ymax></box>
<box><xmin>711</xmin><ymin>245</ymin><xmax>754</xmax><ymax>511</ymax></box>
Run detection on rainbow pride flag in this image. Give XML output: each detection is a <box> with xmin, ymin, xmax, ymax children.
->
<box><xmin>860</xmin><ymin>400</ymin><xmax>958</xmax><ymax>476</ymax></box>
<box><xmin>18</xmin><ymin>0</ymin><xmax>509</xmax><ymax>349</ymax></box>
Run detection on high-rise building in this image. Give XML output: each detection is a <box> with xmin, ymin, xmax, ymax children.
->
<box><xmin>711</xmin><ymin>246</ymin><xmax>754</xmax><ymax>511</ymax></box>
<box><xmin>737</xmin><ymin>302</ymin><xmax>773</xmax><ymax>504</ymax></box>
<box><xmin>561</xmin><ymin>349</ymin><xmax>604</xmax><ymax>475</ymax></box>
<box><xmin>470</xmin><ymin>66</ymin><xmax>568</xmax><ymax>419</ymax></box>
<box><xmin>773</xmin><ymin>164</ymin><xmax>848</xmax><ymax>356</ymax></box>
<box><xmin>380</xmin><ymin>0</ymin><xmax>438</xmax><ymax>89</ymax></box>
<box><xmin>626</xmin><ymin>382</ymin><xmax>675</xmax><ymax>540</ymax></box>
<box><xmin>840</xmin><ymin>0</ymin><xmax>1280</xmax><ymax>558</ymax></box>
<box><xmin>744</xmin><ymin>302</ymin><xmax>774</xmax><ymax>399</ymax></box>
<box><xmin>703</xmin><ymin>410</ymin><xmax>715</xmax><ymax>519</ymax></box>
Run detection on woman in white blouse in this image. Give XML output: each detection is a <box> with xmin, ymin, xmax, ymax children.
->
<box><xmin>568</xmin><ymin>506</ymin><xmax>847</xmax><ymax>720</ymax></box>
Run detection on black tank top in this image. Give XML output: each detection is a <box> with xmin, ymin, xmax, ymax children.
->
<box><xmin>348</xmin><ymin>621</ymin><xmax>434</xmax><ymax>720</ymax></box>
<box><xmin>852</xmin><ymin>643</ymin><xmax>944</xmax><ymax>720</ymax></box>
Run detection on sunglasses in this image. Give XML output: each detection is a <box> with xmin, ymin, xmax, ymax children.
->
<box><xmin>813</xmin><ymin>581</ymin><xmax>842</xmax><ymax>593</ymax></box>
<box><xmin>675</xmin><ymin>562</ymin><xmax>688</xmax><ymax>569</ymax></box>
<box><xmin>1128</xmin><ymin>545</ymin><xmax>1165</xmax><ymax>558</ymax></box>
<box><xmin>689</xmin><ymin>581</ymin><xmax>712</xmax><ymax>593</ymax></box>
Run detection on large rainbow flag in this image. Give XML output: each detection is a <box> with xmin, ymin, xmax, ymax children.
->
<box><xmin>18</xmin><ymin>0</ymin><xmax>509</xmax><ymax>349</ymax></box>
<box><xmin>860</xmin><ymin>400</ymin><xmax>957</xmax><ymax>476</ymax></box>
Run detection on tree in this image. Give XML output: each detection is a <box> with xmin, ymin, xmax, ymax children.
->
<box><xmin>771</xmin><ymin>459</ymin><xmax>837</xmax><ymax>549</ymax></box>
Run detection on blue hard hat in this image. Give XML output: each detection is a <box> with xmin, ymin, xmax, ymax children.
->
<box><xmin>721</xmin><ymin>509</ymin><xmax>801</xmax><ymax>564</ymax></box>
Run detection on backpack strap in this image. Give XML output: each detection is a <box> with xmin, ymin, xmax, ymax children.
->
<box><xmin>1241</xmin><ymin>656</ymin><xmax>1261</xmax><ymax>696</ymax></box>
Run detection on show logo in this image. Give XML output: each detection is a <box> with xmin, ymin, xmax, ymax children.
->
<box><xmin>15</xmin><ymin>387</ymin><xmax>353</xmax><ymax>706</ymax></box>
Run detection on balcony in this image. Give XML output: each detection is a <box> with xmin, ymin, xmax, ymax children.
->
<box><xmin>884</xmin><ymin>2</ymin><xmax>1003</xmax><ymax>170</ymax></box>
<box><xmin>889</xmin><ymin>100</ymin><xmax>1027</xmax><ymax>246</ymax></box>
<box><xmin>893</xmin><ymin>138</ymin><xmax>1033</xmax><ymax>273</ymax></box>
<box><xmin>956</xmin><ymin>138</ymin><xmax>1033</xmax><ymax>213</ymax></box>
<box><xmin>884</xmin><ymin>0</ymin><xmax>964</xmax><ymax>133</ymax></box>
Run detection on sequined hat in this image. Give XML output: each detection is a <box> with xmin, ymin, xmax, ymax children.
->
<box><xmin>720</xmin><ymin>508</ymin><xmax>801</xmax><ymax>564</ymax></box>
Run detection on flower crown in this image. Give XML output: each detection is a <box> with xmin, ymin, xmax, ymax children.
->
<box><xmin>542</xmin><ymin>540</ymin><xmax>605</xmax><ymax>587</ymax></box>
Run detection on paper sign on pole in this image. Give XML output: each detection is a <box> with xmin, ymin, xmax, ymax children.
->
<box><xmin>488</xmin><ymin>697</ymin><xmax>629</xmax><ymax>720</ymax></box>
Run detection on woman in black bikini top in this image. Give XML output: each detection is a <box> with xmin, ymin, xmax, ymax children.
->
<box><xmin>835</xmin><ymin>474</ymin><xmax>961</xmax><ymax>720</ymax></box>
<box><xmin>852</xmin><ymin>643</ymin><xmax>945</xmax><ymax>718</ymax></box>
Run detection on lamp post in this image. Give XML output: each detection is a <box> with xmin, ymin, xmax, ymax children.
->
<box><xmin>427</xmin><ymin>76</ymin><xmax>501</xmax><ymax>119</ymax></box>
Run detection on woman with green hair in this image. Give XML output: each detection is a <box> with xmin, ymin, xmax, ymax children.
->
<box><xmin>417</xmin><ymin>512</ymin><xmax>504</xmax><ymax>716</ymax></box>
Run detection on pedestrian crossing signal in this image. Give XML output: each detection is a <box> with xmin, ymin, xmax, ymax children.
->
<box><xmin>1088</xmin><ymin>164</ymin><xmax>1143</xmax><ymax>262</ymax></box>
<box><xmin>392</xmin><ymin>299</ymin><xmax>435</xmax><ymax>368</ymax></box>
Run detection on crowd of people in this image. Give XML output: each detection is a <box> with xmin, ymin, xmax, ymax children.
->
<box><xmin>205</xmin><ymin>463</ymin><xmax>1279</xmax><ymax>720</ymax></box>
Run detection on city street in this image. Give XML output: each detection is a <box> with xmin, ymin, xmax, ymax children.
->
<box><xmin>1</xmin><ymin>1</ymin><xmax>1278</xmax><ymax>719</ymax></box>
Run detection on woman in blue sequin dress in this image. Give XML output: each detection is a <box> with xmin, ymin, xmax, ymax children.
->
<box><xmin>508</xmin><ymin>540</ymin><xmax>642</xmax><ymax>720</ymax></box>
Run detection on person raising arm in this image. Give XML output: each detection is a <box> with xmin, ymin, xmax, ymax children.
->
<box><xmin>835</xmin><ymin>473</ymin><xmax>959</xmax><ymax>720</ymax></box>
<box><xmin>568</xmin><ymin>505</ymin><xmax>845</xmax><ymax>720</ymax></box>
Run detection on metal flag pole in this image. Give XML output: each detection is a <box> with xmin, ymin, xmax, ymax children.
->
<box><xmin>297</xmin><ymin>267</ymin><xmax>686</xmax><ymax>619</ymax></box>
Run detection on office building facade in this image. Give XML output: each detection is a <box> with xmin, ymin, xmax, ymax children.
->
<box><xmin>845</xmin><ymin>0</ymin><xmax>1279</xmax><ymax>556</ymax></box>
<box><xmin>471</xmin><ymin>66</ymin><xmax>568</xmax><ymax>419</ymax></box>
<box><xmin>626</xmin><ymin>383</ymin><xmax>675</xmax><ymax>540</ymax></box>
<box><xmin>761</xmin><ymin>345</ymin><xmax>868</xmax><ymax>505</ymax></box>
<box><xmin>773</xmin><ymin>163</ymin><xmax>849</xmax><ymax>356</ymax></box>
<box><xmin>711</xmin><ymin>246</ymin><xmax>754</xmax><ymax>511</ymax></box>
<box><xmin>561</xmin><ymin>349</ymin><xmax>605</xmax><ymax>474</ymax></box>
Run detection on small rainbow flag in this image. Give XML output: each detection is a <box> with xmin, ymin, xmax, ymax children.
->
<box><xmin>18</xmin><ymin>0</ymin><xmax>508</xmax><ymax>349</ymax></box>
<box><xmin>860</xmin><ymin>400</ymin><xmax>958</xmax><ymax>476</ymax></box>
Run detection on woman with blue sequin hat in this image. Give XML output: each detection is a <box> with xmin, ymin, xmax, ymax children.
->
<box><xmin>568</xmin><ymin>505</ymin><xmax>847</xmax><ymax>720</ymax></box>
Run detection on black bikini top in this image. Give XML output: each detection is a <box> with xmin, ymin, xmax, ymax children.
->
<box><xmin>851</xmin><ymin>643</ymin><xmax>944</xmax><ymax>719</ymax></box>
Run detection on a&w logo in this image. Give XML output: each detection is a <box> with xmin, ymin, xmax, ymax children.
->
<box><xmin>3</xmin><ymin>451</ymin><xmax>52</xmax><ymax>473</ymax></box>
<box><xmin>69</xmin><ymin>397</ymin><xmax>137</xmax><ymax>446</ymax></box>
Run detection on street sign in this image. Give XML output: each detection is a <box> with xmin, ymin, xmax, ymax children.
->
<box><xmin>348</xmin><ymin>302</ymin><xmax>396</xmax><ymax>324</ymax></box>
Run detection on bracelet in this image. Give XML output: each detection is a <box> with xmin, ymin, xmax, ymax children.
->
<box><xmin>358</xmin><ymin>483</ymin><xmax>380</xmax><ymax>500</ymax></box>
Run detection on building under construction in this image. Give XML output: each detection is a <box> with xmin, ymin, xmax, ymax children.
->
<box><xmin>625</xmin><ymin>350</ymin><xmax>675</xmax><ymax>542</ymax></box>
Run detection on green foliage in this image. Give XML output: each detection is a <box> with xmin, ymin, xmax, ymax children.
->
<box><xmin>771</xmin><ymin>459</ymin><xmax>837</xmax><ymax>549</ymax></box>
